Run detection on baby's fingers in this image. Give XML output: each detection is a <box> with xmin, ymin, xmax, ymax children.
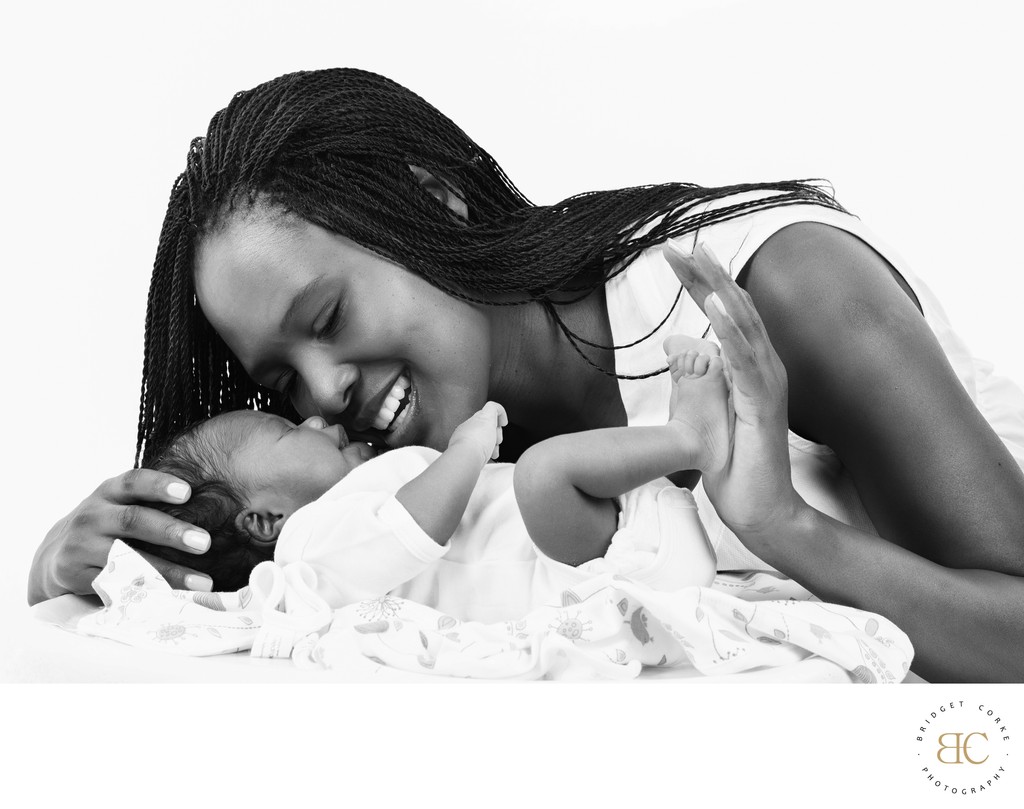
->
<box><xmin>475</xmin><ymin>402</ymin><xmax>506</xmax><ymax>460</ymax></box>
<box><xmin>479</xmin><ymin>401</ymin><xmax>508</xmax><ymax>426</ymax></box>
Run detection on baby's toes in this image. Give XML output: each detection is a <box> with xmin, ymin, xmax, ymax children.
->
<box><xmin>663</xmin><ymin>334</ymin><xmax>720</xmax><ymax>358</ymax></box>
<box><xmin>691</xmin><ymin>353</ymin><xmax>711</xmax><ymax>378</ymax></box>
<box><xmin>704</xmin><ymin>355</ymin><xmax>731</xmax><ymax>390</ymax></box>
<box><xmin>669</xmin><ymin>356</ymin><xmax>686</xmax><ymax>383</ymax></box>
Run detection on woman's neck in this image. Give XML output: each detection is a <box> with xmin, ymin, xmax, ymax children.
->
<box><xmin>486</xmin><ymin>287</ymin><xmax>627</xmax><ymax>442</ymax></box>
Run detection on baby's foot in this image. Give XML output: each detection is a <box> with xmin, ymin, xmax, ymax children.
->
<box><xmin>666</xmin><ymin>337</ymin><xmax>731</xmax><ymax>473</ymax></box>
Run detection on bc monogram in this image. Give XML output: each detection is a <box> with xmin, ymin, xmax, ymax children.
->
<box><xmin>935</xmin><ymin>732</ymin><xmax>989</xmax><ymax>765</ymax></box>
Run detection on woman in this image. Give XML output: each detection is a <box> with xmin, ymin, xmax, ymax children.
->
<box><xmin>29</xmin><ymin>68</ymin><xmax>1024</xmax><ymax>682</ymax></box>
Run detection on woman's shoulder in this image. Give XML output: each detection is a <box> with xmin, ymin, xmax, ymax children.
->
<box><xmin>685</xmin><ymin>193</ymin><xmax>870</xmax><ymax>280</ymax></box>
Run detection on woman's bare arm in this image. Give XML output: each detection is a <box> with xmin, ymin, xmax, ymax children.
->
<box><xmin>757</xmin><ymin>500</ymin><xmax>1024</xmax><ymax>682</ymax></box>
<box><xmin>745</xmin><ymin>223</ymin><xmax>1024</xmax><ymax>574</ymax></box>
<box><xmin>665</xmin><ymin>228</ymin><xmax>1024</xmax><ymax>682</ymax></box>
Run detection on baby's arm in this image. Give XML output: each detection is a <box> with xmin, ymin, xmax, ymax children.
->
<box><xmin>514</xmin><ymin>341</ymin><xmax>729</xmax><ymax>566</ymax></box>
<box><xmin>395</xmin><ymin>402</ymin><xmax>507</xmax><ymax>544</ymax></box>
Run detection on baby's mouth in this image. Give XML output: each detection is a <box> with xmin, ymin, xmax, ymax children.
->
<box><xmin>371</xmin><ymin>372</ymin><xmax>412</xmax><ymax>433</ymax></box>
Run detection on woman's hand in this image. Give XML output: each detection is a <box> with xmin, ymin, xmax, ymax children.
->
<box><xmin>28</xmin><ymin>469</ymin><xmax>213</xmax><ymax>605</ymax></box>
<box><xmin>662</xmin><ymin>240</ymin><xmax>807</xmax><ymax>539</ymax></box>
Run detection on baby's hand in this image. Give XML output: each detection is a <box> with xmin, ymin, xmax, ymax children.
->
<box><xmin>448</xmin><ymin>402</ymin><xmax>508</xmax><ymax>462</ymax></box>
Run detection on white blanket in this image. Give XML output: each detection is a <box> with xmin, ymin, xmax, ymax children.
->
<box><xmin>75</xmin><ymin>540</ymin><xmax>912</xmax><ymax>682</ymax></box>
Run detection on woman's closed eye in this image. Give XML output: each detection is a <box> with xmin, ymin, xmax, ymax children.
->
<box><xmin>314</xmin><ymin>299</ymin><xmax>345</xmax><ymax>341</ymax></box>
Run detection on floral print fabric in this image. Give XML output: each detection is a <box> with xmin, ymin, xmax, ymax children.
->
<box><xmin>77</xmin><ymin>541</ymin><xmax>912</xmax><ymax>681</ymax></box>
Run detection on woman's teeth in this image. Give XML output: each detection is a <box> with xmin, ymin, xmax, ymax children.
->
<box><xmin>372</xmin><ymin>374</ymin><xmax>411</xmax><ymax>431</ymax></box>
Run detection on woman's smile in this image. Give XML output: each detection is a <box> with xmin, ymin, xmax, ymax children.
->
<box><xmin>355</xmin><ymin>369</ymin><xmax>411</xmax><ymax>434</ymax></box>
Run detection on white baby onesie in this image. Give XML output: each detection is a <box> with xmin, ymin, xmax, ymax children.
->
<box><xmin>274</xmin><ymin>446</ymin><xmax>715</xmax><ymax>623</ymax></box>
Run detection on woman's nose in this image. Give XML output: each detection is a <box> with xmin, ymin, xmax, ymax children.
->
<box><xmin>302</xmin><ymin>360</ymin><xmax>359</xmax><ymax>417</ymax></box>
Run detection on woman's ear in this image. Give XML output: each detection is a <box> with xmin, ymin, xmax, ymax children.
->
<box><xmin>235</xmin><ymin>508</ymin><xmax>285</xmax><ymax>547</ymax></box>
<box><xmin>409</xmin><ymin>165</ymin><xmax>469</xmax><ymax>221</ymax></box>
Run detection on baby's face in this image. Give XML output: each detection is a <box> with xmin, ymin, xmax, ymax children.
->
<box><xmin>221</xmin><ymin>411</ymin><xmax>379</xmax><ymax>510</ymax></box>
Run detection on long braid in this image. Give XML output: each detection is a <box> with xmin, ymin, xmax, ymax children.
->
<box><xmin>137</xmin><ymin>68</ymin><xmax>844</xmax><ymax>465</ymax></box>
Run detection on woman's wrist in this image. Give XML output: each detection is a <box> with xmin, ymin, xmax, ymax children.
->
<box><xmin>723</xmin><ymin>492</ymin><xmax>817</xmax><ymax>560</ymax></box>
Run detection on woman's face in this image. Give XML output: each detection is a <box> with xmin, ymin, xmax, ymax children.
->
<box><xmin>194</xmin><ymin>208</ymin><xmax>494</xmax><ymax>451</ymax></box>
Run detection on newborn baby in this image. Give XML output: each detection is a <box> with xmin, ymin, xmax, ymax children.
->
<box><xmin>138</xmin><ymin>337</ymin><xmax>729</xmax><ymax>622</ymax></box>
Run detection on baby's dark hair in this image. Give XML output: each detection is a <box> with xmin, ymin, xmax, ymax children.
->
<box><xmin>134</xmin><ymin>415</ymin><xmax>272</xmax><ymax>591</ymax></box>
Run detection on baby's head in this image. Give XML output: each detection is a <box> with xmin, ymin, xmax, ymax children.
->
<box><xmin>139</xmin><ymin>410</ymin><xmax>378</xmax><ymax>590</ymax></box>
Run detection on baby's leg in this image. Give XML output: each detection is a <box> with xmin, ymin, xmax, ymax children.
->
<box><xmin>513</xmin><ymin>339</ymin><xmax>730</xmax><ymax>567</ymax></box>
<box><xmin>514</xmin><ymin>448</ymin><xmax>618</xmax><ymax>567</ymax></box>
<box><xmin>666</xmin><ymin>336</ymin><xmax>732</xmax><ymax>476</ymax></box>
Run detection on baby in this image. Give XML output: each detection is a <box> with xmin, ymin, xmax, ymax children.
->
<box><xmin>139</xmin><ymin>338</ymin><xmax>731</xmax><ymax>622</ymax></box>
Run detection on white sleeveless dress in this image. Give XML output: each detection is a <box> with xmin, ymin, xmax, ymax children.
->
<box><xmin>606</xmin><ymin>191</ymin><xmax>1024</xmax><ymax>571</ymax></box>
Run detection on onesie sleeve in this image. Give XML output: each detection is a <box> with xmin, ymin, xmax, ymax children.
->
<box><xmin>275</xmin><ymin>491</ymin><xmax>449</xmax><ymax>608</ymax></box>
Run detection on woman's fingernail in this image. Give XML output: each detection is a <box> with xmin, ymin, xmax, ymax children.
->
<box><xmin>184</xmin><ymin>574</ymin><xmax>213</xmax><ymax>592</ymax></box>
<box><xmin>664</xmin><ymin>240</ymin><xmax>691</xmax><ymax>261</ymax></box>
<box><xmin>183</xmin><ymin>530</ymin><xmax>211</xmax><ymax>552</ymax></box>
<box><xmin>167</xmin><ymin>482</ymin><xmax>190</xmax><ymax>501</ymax></box>
<box><xmin>707</xmin><ymin>292</ymin><xmax>728</xmax><ymax>316</ymax></box>
<box><xmin>698</xmin><ymin>242</ymin><xmax>721</xmax><ymax>264</ymax></box>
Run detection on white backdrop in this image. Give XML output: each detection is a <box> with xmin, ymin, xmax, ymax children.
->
<box><xmin>3</xmin><ymin>0</ymin><xmax>1023</xmax><ymax>802</ymax></box>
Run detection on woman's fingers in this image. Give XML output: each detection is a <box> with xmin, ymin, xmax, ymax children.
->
<box><xmin>93</xmin><ymin>469</ymin><xmax>211</xmax><ymax>555</ymax></box>
<box><xmin>133</xmin><ymin>549</ymin><xmax>213</xmax><ymax>592</ymax></box>
<box><xmin>53</xmin><ymin>525</ymin><xmax>212</xmax><ymax>595</ymax></box>
<box><xmin>97</xmin><ymin>467</ymin><xmax>192</xmax><ymax>506</ymax></box>
<box><xmin>663</xmin><ymin>239</ymin><xmax>715</xmax><ymax>310</ymax></box>
<box><xmin>702</xmin><ymin>293</ymin><xmax>767</xmax><ymax>406</ymax></box>
<box><xmin>693</xmin><ymin>243</ymin><xmax>776</xmax><ymax>364</ymax></box>
<box><xmin>666</xmin><ymin>240</ymin><xmax>787</xmax><ymax>401</ymax></box>
<box><xmin>665</xmin><ymin>240</ymin><xmax>775</xmax><ymax>365</ymax></box>
<box><xmin>100</xmin><ymin>504</ymin><xmax>212</xmax><ymax>554</ymax></box>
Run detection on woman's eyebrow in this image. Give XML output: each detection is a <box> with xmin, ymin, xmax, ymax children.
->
<box><xmin>280</xmin><ymin>275</ymin><xmax>327</xmax><ymax>333</ymax></box>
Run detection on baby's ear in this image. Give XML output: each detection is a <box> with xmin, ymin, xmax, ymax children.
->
<box><xmin>236</xmin><ymin>509</ymin><xmax>285</xmax><ymax>548</ymax></box>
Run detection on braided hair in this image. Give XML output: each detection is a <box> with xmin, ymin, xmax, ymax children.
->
<box><xmin>138</xmin><ymin>67</ymin><xmax>844</xmax><ymax>466</ymax></box>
